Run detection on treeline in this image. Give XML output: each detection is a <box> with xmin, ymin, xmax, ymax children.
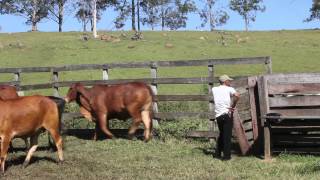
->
<box><xmin>0</xmin><ymin>0</ymin><xmax>319</xmax><ymax>33</ymax></box>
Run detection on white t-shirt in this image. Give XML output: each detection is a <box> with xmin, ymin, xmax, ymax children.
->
<box><xmin>212</xmin><ymin>85</ymin><xmax>237</xmax><ymax>118</ymax></box>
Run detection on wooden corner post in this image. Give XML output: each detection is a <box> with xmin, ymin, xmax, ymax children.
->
<box><xmin>150</xmin><ymin>62</ymin><xmax>159</xmax><ymax>127</ymax></box>
<box><xmin>52</xmin><ymin>71</ymin><xmax>59</xmax><ymax>97</ymax></box>
<box><xmin>208</xmin><ymin>64</ymin><xmax>216</xmax><ymax>139</ymax></box>
<box><xmin>14</xmin><ymin>72</ymin><xmax>24</xmax><ymax>96</ymax></box>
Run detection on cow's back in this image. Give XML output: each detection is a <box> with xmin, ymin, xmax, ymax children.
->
<box><xmin>92</xmin><ymin>82</ymin><xmax>152</xmax><ymax>110</ymax></box>
<box><xmin>0</xmin><ymin>95</ymin><xmax>58</xmax><ymax>137</ymax></box>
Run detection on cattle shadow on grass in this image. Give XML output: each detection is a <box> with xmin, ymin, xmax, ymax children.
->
<box><xmin>64</xmin><ymin>128</ymin><xmax>145</xmax><ymax>141</ymax></box>
<box><xmin>6</xmin><ymin>155</ymin><xmax>58</xmax><ymax>170</ymax></box>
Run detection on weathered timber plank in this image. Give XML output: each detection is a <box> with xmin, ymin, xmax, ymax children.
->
<box><xmin>269</xmin><ymin>96</ymin><xmax>320</xmax><ymax>107</ymax></box>
<box><xmin>0</xmin><ymin>57</ymin><xmax>269</xmax><ymax>73</ymax></box>
<box><xmin>65</xmin><ymin>128</ymin><xmax>145</xmax><ymax>138</ymax></box>
<box><xmin>271</xmin><ymin>126</ymin><xmax>320</xmax><ymax>133</ymax></box>
<box><xmin>273</xmin><ymin>147</ymin><xmax>320</xmax><ymax>154</ymax></box>
<box><xmin>248</xmin><ymin>76</ymin><xmax>259</xmax><ymax>143</ymax></box>
<box><xmin>17</xmin><ymin>76</ymin><xmax>250</xmax><ymax>91</ymax></box>
<box><xmin>233</xmin><ymin>109</ymin><xmax>250</xmax><ymax>155</ymax></box>
<box><xmin>154</xmin><ymin>112</ymin><xmax>214</xmax><ymax>119</ymax></box>
<box><xmin>0</xmin><ymin>81</ymin><xmax>19</xmax><ymax>86</ymax></box>
<box><xmin>269</xmin><ymin>109</ymin><xmax>320</xmax><ymax>117</ymax></box>
<box><xmin>186</xmin><ymin>130</ymin><xmax>218</xmax><ymax>138</ymax></box>
<box><xmin>63</xmin><ymin>111</ymin><xmax>217</xmax><ymax>121</ymax></box>
<box><xmin>264</xmin><ymin>73</ymin><xmax>320</xmax><ymax>84</ymax></box>
<box><xmin>0</xmin><ymin>67</ymin><xmax>52</xmax><ymax>73</ymax></box>
<box><xmin>155</xmin><ymin>95</ymin><xmax>211</xmax><ymax>101</ymax></box>
<box><xmin>268</xmin><ymin>83</ymin><xmax>320</xmax><ymax>94</ymax></box>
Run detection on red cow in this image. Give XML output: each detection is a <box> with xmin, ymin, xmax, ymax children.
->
<box><xmin>64</xmin><ymin>82</ymin><xmax>154</xmax><ymax>141</ymax></box>
<box><xmin>0</xmin><ymin>96</ymin><xmax>64</xmax><ymax>173</ymax></box>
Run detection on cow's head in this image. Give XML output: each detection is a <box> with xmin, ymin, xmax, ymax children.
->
<box><xmin>64</xmin><ymin>83</ymin><xmax>83</xmax><ymax>103</ymax></box>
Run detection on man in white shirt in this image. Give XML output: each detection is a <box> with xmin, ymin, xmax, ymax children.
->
<box><xmin>212</xmin><ymin>74</ymin><xmax>240</xmax><ymax>160</ymax></box>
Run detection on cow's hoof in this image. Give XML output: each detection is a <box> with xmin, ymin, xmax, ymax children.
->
<box><xmin>58</xmin><ymin>160</ymin><xmax>64</xmax><ymax>165</ymax></box>
<box><xmin>22</xmin><ymin>161</ymin><xmax>29</xmax><ymax>168</ymax></box>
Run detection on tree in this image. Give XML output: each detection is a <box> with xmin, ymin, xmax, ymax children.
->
<box><xmin>198</xmin><ymin>0</ymin><xmax>229</xmax><ymax>31</ymax></box>
<box><xmin>229</xmin><ymin>0</ymin><xmax>265</xmax><ymax>31</ymax></box>
<box><xmin>140</xmin><ymin>0</ymin><xmax>196</xmax><ymax>31</ymax></box>
<box><xmin>305</xmin><ymin>0</ymin><xmax>320</xmax><ymax>23</ymax></box>
<box><xmin>47</xmin><ymin>0</ymin><xmax>70</xmax><ymax>32</ymax></box>
<box><xmin>0</xmin><ymin>0</ymin><xmax>50</xmax><ymax>31</ymax></box>
<box><xmin>75</xmin><ymin>0</ymin><xmax>91</xmax><ymax>32</ymax></box>
<box><xmin>140</xmin><ymin>0</ymin><xmax>162</xmax><ymax>30</ymax></box>
<box><xmin>165</xmin><ymin>0</ymin><xmax>196</xmax><ymax>30</ymax></box>
<box><xmin>113</xmin><ymin>0</ymin><xmax>130</xmax><ymax>29</ymax></box>
<box><xmin>74</xmin><ymin>0</ymin><xmax>115</xmax><ymax>32</ymax></box>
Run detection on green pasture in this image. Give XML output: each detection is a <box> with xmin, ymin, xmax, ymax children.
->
<box><xmin>1</xmin><ymin>30</ymin><xmax>320</xmax><ymax>179</ymax></box>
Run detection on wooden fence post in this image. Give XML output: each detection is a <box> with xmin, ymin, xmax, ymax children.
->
<box><xmin>266</xmin><ymin>56</ymin><xmax>272</xmax><ymax>74</ymax></box>
<box><xmin>248</xmin><ymin>76</ymin><xmax>259</xmax><ymax>153</ymax></box>
<box><xmin>103</xmin><ymin>68</ymin><xmax>109</xmax><ymax>80</ymax></box>
<box><xmin>14</xmin><ymin>72</ymin><xmax>24</xmax><ymax>96</ymax></box>
<box><xmin>150</xmin><ymin>62</ymin><xmax>159</xmax><ymax>128</ymax></box>
<box><xmin>53</xmin><ymin>71</ymin><xmax>59</xmax><ymax>97</ymax></box>
<box><xmin>208</xmin><ymin>64</ymin><xmax>216</xmax><ymax>139</ymax></box>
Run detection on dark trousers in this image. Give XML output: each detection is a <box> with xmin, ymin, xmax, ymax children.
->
<box><xmin>216</xmin><ymin>113</ymin><xmax>233</xmax><ymax>159</ymax></box>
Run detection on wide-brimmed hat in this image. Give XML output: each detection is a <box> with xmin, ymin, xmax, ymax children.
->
<box><xmin>219</xmin><ymin>74</ymin><xmax>233</xmax><ymax>82</ymax></box>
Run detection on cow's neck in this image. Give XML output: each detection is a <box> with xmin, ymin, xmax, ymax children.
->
<box><xmin>79</xmin><ymin>95</ymin><xmax>91</xmax><ymax>112</ymax></box>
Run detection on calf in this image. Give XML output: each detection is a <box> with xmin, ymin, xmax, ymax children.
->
<box><xmin>64</xmin><ymin>82</ymin><xmax>153</xmax><ymax>141</ymax></box>
<box><xmin>0</xmin><ymin>96</ymin><xmax>64</xmax><ymax>173</ymax></box>
<box><xmin>0</xmin><ymin>85</ymin><xmax>29</xmax><ymax>149</ymax></box>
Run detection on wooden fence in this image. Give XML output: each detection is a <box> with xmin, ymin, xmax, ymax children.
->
<box><xmin>0</xmin><ymin>56</ymin><xmax>272</xmax><ymax>153</ymax></box>
<box><xmin>258</xmin><ymin>73</ymin><xmax>320</xmax><ymax>159</ymax></box>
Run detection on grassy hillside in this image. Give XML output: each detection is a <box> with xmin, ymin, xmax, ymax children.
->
<box><xmin>1</xmin><ymin>31</ymin><xmax>320</xmax><ymax>179</ymax></box>
<box><xmin>1</xmin><ymin>30</ymin><xmax>320</xmax><ymax>95</ymax></box>
<box><xmin>0</xmin><ymin>30</ymin><xmax>320</xmax><ymax>72</ymax></box>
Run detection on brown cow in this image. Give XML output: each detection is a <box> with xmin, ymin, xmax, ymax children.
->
<box><xmin>0</xmin><ymin>95</ymin><xmax>64</xmax><ymax>173</ymax></box>
<box><xmin>64</xmin><ymin>82</ymin><xmax>153</xmax><ymax>141</ymax></box>
<box><xmin>0</xmin><ymin>85</ymin><xmax>30</xmax><ymax>149</ymax></box>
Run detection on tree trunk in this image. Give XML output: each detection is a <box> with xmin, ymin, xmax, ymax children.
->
<box><xmin>208</xmin><ymin>0</ymin><xmax>214</xmax><ymax>31</ymax></box>
<box><xmin>58</xmin><ymin>0</ymin><xmax>64</xmax><ymax>32</ymax></box>
<box><xmin>31</xmin><ymin>0</ymin><xmax>37</xmax><ymax>31</ymax></box>
<box><xmin>161</xmin><ymin>6</ymin><xmax>164</xmax><ymax>31</ymax></box>
<box><xmin>92</xmin><ymin>0</ymin><xmax>97</xmax><ymax>38</ymax></box>
<box><xmin>244</xmin><ymin>15</ymin><xmax>248</xmax><ymax>32</ymax></box>
<box><xmin>83</xmin><ymin>19</ymin><xmax>87</xmax><ymax>32</ymax></box>
<box><xmin>132</xmin><ymin>0</ymin><xmax>136</xmax><ymax>31</ymax></box>
<box><xmin>137</xmin><ymin>0</ymin><xmax>140</xmax><ymax>31</ymax></box>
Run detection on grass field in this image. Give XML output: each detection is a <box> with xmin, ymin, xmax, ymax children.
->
<box><xmin>1</xmin><ymin>30</ymin><xmax>320</xmax><ymax>179</ymax></box>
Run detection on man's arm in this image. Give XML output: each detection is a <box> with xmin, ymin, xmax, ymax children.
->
<box><xmin>230</xmin><ymin>92</ymin><xmax>240</xmax><ymax>110</ymax></box>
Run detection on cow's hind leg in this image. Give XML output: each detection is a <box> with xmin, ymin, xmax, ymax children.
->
<box><xmin>23</xmin><ymin>133</ymin><xmax>39</xmax><ymax>167</ymax></box>
<box><xmin>97</xmin><ymin>113</ymin><xmax>114</xmax><ymax>139</ymax></box>
<box><xmin>141</xmin><ymin>110</ymin><xmax>152</xmax><ymax>142</ymax></box>
<box><xmin>46</xmin><ymin>128</ymin><xmax>64</xmax><ymax>163</ymax></box>
<box><xmin>128</xmin><ymin>120</ymin><xmax>141</xmax><ymax>140</ymax></box>
<box><xmin>0</xmin><ymin>136</ymin><xmax>11</xmax><ymax>173</ymax></box>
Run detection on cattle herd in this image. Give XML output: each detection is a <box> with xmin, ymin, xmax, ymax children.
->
<box><xmin>0</xmin><ymin>82</ymin><xmax>154</xmax><ymax>173</ymax></box>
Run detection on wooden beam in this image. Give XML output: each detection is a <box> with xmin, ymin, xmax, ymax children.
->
<box><xmin>233</xmin><ymin>109</ymin><xmax>250</xmax><ymax>155</ymax></box>
<box><xmin>186</xmin><ymin>131</ymin><xmax>218</xmax><ymax>138</ymax></box>
<box><xmin>269</xmin><ymin>96</ymin><xmax>320</xmax><ymax>107</ymax></box>
<box><xmin>268</xmin><ymin>83</ymin><xmax>320</xmax><ymax>94</ymax></box>
<box><xmin>0</xmin><ymin>57</ymin><xmax>269</xmax><ymax>73</ymax></box>
<box><xmin>248</xmin><ymin>77</ymin><xmax>259</xmax><ymax>144</ymax></box>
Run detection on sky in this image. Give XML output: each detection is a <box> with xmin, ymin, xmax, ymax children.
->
<box><xmin>0</xmin><ymin>0</ymin><xmax>319</xmax><ymax>33</ymax></box>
